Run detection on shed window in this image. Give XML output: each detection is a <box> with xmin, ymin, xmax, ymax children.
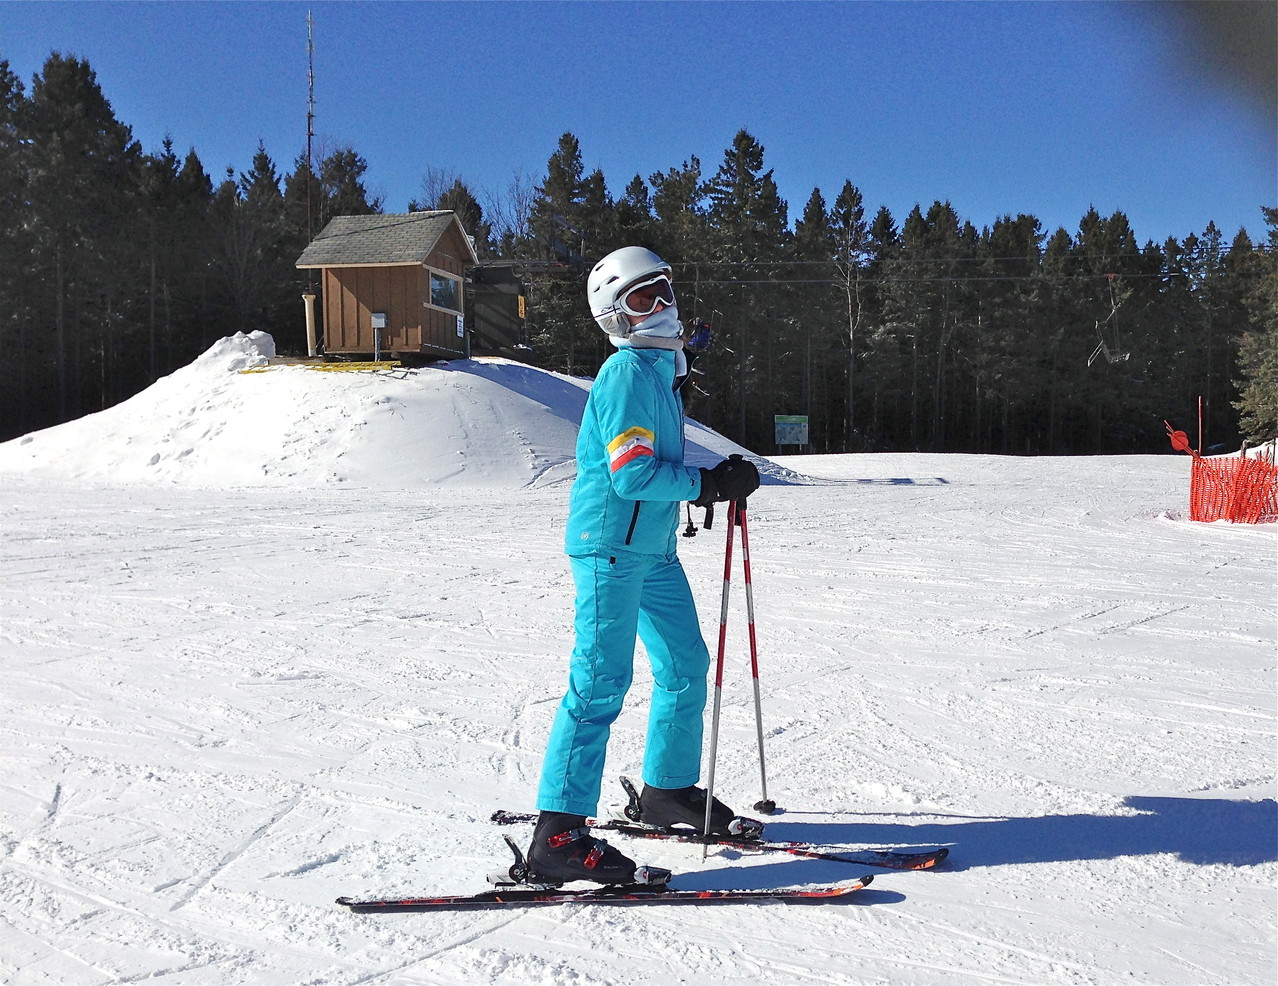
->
<box><xmin>430</xmin><ymin>272</ymin><xmax>460</xmax><ymax>312</ymax></box>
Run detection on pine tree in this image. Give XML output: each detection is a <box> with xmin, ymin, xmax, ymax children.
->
<box><xmin>525</xmin><ymin>133</ymin><xmax>611</xmax><ymax>375</ymax></box>
<box><xmin>1070</xmin><ymin>209</ymin><xmax>1142</xmax><ymax>449</ymax></box>
<box><xmin>830</xmin><ymin>181</ymin><xmax>871</xmax><ymax>448</ymax></box>
<box><xmin>283</xmin><ymin>153</ymin><xmax>319</xmax><ymax>252</ymax></box>
<box><xmin>1232</xmin><ymin>209</ymin><xmax>1278</xmax><ymax>441</ymax></box>
<box><xmin>785</xmin><ymin>189</ymin><xmax>837</xmax><ymax>448</ymax></box>
<box><xmin>613</xmin><ymin>175</ymin><xmax>655</xmax><ymax>250</ymax></box>
<box><xmin>23</xmin><ymin>52</ymin><xmax>145</xmax><ymax>423</ymax></box>
<box><xmin>0</xmin><ymin>61</ymin><xmax>30</xmax><ymax>439</ymax></box>
<box><xmin>1186</xmin><ymin>221</ymin><xmax>1249</xmax><ymax>448</ymax></box>
<box><xmin>862</xmin><ymin>206</ymin><xmax>903</xmax><ymax>447</ymax></box>
<box><xmin>705</xmin><ymin>130</ymin><xmax>790</xmax><ymax>447</ymax></box>
<box><xmin>887</xmin><ymin>201</ymin><xmax>975</xmax><ymax>449</ymax></box>
<box><xmin>408</xmin><ymin>173</ymin><xmax>496</xmax><ymax>258</ymax></box>
<box><xmin>648</xmin><ymin>157</ymin><xmax>709</xmax><ymax>265</ymax></box>
<box><xmin>529</xmin><ymin>132</ymin><xmax>591</xmax><ymax>262</ymax></box>
<box><xmin>319</xmin><ymin>146</ymin><xmax>383</xmax><ymax>222</ymax></box>
<box><xmin>208</xmin><ymin>143</ymin><xmax>297</xmax><ymax>341</ymax></box>
<box><xmin>141</xmin><ymin>138</ymin><xmax>181</xmax><ymax>380</ymax></box>
<box><xmin>979</xmin><ymin>213</ymin><xmax>1044</xmax><ymax>452</ymax></box>
<box><xmin>173</xmin><ymin>148</ymin><xmax>218</xmax><ymax>351</ymax></box>
<box><xmin>706</xmin><ymin>130</ymin><xmax>789</xmax><ymax>261</ymax></box>
<box><xmin>437</xmin><ymin>179</ymin><xmax>495</xmax><ymax>258</ymax></box>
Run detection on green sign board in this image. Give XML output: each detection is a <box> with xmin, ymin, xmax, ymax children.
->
<box><xmin>774</xmin><ymin>414</ymin><xmax>809</xmax><ymax>446</ymax></box>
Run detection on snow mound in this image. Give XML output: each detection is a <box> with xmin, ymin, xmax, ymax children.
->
<box><xmin>0</xmin><ymin>333</ymin><xmax>795</xmax><ymax>489</ymax></box>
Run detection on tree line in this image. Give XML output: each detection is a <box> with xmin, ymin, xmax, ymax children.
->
<box><xmin>2</xmin><ymin>52</ymin><xmax>1274</xmax><ymax>455</ymax></box>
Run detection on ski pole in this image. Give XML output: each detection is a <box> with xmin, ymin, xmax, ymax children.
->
<box><xmin>702</xmin><ymin>498</ymin><xmax>736</xmax><ymax>858</ymax></box>
<box><xmin>737</xmin><ymin>503</ymin><xmax>776</xmax><ymax>814</ymax></box>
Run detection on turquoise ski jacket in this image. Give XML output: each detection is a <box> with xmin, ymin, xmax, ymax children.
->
<box><xmin>565</xmin><ymin>347</ymin><xmax>703</xmax><ymax>557</ymax></box>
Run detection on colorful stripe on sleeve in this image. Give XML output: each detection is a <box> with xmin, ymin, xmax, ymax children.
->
<box><xmin>607</xmin><ymin>426</ymin><xmax>655</xmax><ymax>473</ymax></box>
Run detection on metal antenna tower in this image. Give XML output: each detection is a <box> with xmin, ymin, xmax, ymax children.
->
<box><xmin>306</xmin><ymin>9</ymin><xmax>316</xmax><ymax>286</ymax></box>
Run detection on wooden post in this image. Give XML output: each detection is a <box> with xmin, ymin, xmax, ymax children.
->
<box><xmin>303</xmin><ymin>292</ymin><xmax>318</xmax><ymax>357</ymax></box>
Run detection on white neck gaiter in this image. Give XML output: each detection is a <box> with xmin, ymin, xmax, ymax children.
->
<box><xmin>608</xmin><ymin>307</ymin><xmax>684</xmax><ymax>351</ymax></box>
<box><xmin>609</xmin><ymin>308</ymin><xmax>688</xmax><ymax>383</ymax></box>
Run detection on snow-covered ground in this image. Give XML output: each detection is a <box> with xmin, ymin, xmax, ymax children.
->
<box><xmin>1</xmin><ymin>334</ymin><xmax>1274</xmax><ymax>986</ymax></box>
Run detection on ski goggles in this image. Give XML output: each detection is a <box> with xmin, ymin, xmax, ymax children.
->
<box><xmin>618</xmin><ymin>274</ymin><xmax>676</xmax><ymax>317</ymax></box>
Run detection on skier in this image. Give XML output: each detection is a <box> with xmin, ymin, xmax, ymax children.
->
<box><xmin>528</xmin><ymin>246</ymin><xmax>762</xmax><ymax>885</ymax></box>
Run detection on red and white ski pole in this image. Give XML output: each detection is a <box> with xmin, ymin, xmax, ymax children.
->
<box><xmin>737</xmin><ymin>501</ymin><xmax>776</xmax><ymax>816</ymax></box>
<box><xmin>702</xmin><ymin>499</ymin><xmax>734</xmax><ymax>853</ymax></box>
<box><xmin>703</xmin><ymin>497</ymin><xmax>776</xmax><ymax>857</ymax></box>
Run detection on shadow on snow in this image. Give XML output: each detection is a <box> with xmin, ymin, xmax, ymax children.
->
<box><xmin>768</xmin><ymin>795</ymin><xmax>1278</xmax><ymax>872</ymax></box>
<box><xmin>667</xmin><ymin>796</ymin><xmax>1274</xmax><ymax>893</ymax></box>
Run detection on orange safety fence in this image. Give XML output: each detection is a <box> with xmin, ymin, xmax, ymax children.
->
<box><xmin>1165</xmin><ymin>422</ymin><xmax>1278</xmax><ymax>524</ymax></box>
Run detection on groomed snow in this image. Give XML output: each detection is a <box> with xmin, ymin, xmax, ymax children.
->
<box><xmin>1</xmin><ymin>333</ymin><xmax>1274</xmax><ymax>985</ymax></box>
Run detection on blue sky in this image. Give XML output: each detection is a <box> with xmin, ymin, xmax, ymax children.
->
<box><xmin>2</xmin><ymin>0</ymin><xmax>1274</xmax><ymax>246</ymax></box>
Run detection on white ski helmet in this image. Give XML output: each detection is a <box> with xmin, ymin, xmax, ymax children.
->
<box><xmin>587</xmin><ymin>246</ymin><xmax>674</xmax><ymax>337</ymax></box>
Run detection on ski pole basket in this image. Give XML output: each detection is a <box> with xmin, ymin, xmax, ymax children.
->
<box><xmin>1165</xmin><ymin>423</ymin><xmax>1278</xmax><ymax>524</ymax></box>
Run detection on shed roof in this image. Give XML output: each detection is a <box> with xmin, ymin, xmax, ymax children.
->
<box><xmin>295</xmin><ymin>211</ymin><xmax>478</xmax><ymax>268</ymax></box>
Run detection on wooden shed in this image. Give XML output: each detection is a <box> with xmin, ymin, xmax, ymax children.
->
<box><xmin>295</xmin><ymin>211</ymin><xmax>479</xmax><ymax>359</ymax></box>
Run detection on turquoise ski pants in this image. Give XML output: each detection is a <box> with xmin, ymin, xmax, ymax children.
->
<box><xmin>537</xmin><ymin>552</ymin><xmax>711</xmax><ymax>816</ymax></box>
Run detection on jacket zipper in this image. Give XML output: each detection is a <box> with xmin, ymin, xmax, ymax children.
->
<box><xmin>624</xmin><ymin>502</ymin><xmax>641</xmax><ymax>545</ymax></box>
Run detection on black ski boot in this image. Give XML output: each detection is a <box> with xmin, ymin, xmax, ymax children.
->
<box><xmin>638</xmin><ymin>784</ymin><xmax>765</xmax><ymax>839</ymax></box>
<box><xmin>526</xmin><ymin>812</ymin><xmax>664</xmax><ymax>886</ymax></box>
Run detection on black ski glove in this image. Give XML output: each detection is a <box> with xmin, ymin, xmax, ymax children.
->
<box><xmin>693</xmin><ymin>455</ymin><xmax>760</xmax><ymax>507</ymax></box>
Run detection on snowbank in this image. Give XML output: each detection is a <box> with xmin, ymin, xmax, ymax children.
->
<box><xmin>0</xmin><ymin>333</ymin><xmax>794</xmax><ymax>490</ymax></box>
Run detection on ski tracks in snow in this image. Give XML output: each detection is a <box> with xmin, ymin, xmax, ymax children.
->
<box><xmin>0</xmin><ymin>459</ymin><xmax>1274</xmax><ymax>985</ymax></box>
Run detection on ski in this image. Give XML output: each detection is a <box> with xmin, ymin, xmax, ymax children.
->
<box><xmin>490</xmin><ymin>809</ymin><xmax>949</xmax><ymax>871</ymax></box>
<box><xmin>336</xmin><ymin>874</ymin><xmax>873</xmax><ymax>911</ymax></box>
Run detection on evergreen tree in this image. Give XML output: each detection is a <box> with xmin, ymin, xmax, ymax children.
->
<box><xmin>409</xmin><ymin>173</ymin><xmax>496</xmax><ymax>258</ymax></box>
<box><xmin>788</xmin><ymin>189</ymin><xmax>836</xmax><ymax>449</ymax></box>
<box><xmin>141</xmin><ymin>138</ymin><xmax>181</xmax><ymax>379</ymax></box>
<box><xmin>862</xmin><ymin>205</ymin><xmax>902</xmax><ymax>448</ymax></box>
<box><xmin>283</xmin><ymin>154</ymin><xmax>319</xmax><ymax>251</ymax></box>
<box><xmin>1232</xmin><ymin>209</ymin><xmax>1278</xmax><ymax>441</ymax></box>
<box><xmin>1070</xmin><ymin>209</ymin><xmax>1142</xmax><ymax>449</ymax></box>
<box><xmin>887</xmin><ymin>201</ymin><xmax>975</xmax><ymax>449</ymax></box>
<box><xmin>705</xmin><ymin>130</ymin><xmax>790</xmax><ymax>447</ymax></box>
<box><xmin>978</xmin><ymin>213</ymin><xmax>1044</xmax><ymax>452</ymax></box>
<box><xmin>173</xmin><ymin>148</ymin><xmax>218</xmax><ymax>350</ymax></box>
<box><xmin>706</xmin><ymin>130</ymin><xmax>788</xmax><ymax>261</ymax></box>
<box><xmin>0</xmin><ymin>61</ymin><xmax>30</xmax><ymax>438</ymax></box>
<box><xmin>23</xmin><ymin>52</ymin><xmax>145</xmax><ymax>423</ymax></box>
<box><xmin>525</xmin><ymin>133</ymin><xmax>610</xmax><ymax>375</ymax></box>
<box><xmin>319</xmin><ymin>146</ymin><xmax>383</xmax><ymax>222</ymax></box>
<box><xmin>1036</xmin><ymin>226</ymin><xmax>1083</xmax><ymax>450</ymax></box>
<box><xmin>529</xmin><ymin>132</ymin><xmax>592</xmax><ymax>262</ymax></box>
<box><xmin>648</xmin><ymin>157</ymin><xmax>709</xmax><ymax>265</ymax></box>
<box><xmin>286</xmin><ymin>145</ymin><xmax>383</xmax><ymax>242</ymax></box>
<box><xmin>437</xmin><ymin>179</ymin><xmax>495</xmax><ymax>258</ymax></box>
<box><xmin>830</xmin><ymin>181</ymin><xmax>870</xmax><ymax>447</ymax></box>
<box><xmin>208</xmin><ymin>143</ymin><xmax>297</xmax><ymax>341</ymax></box>
<box><xmin>1185</xmin><ymin>221</ymin><xmax>1247</xmax><ymax>447</ymax></box>
<box><xmin>645</xmin><ymin>158</ymin><xmax>718</xmax><ymax>423</ymax></box>
<box><xmin>613</xmin><ymin>175</ymin><xmax>655</xmax><ymax>250</ymax></box>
